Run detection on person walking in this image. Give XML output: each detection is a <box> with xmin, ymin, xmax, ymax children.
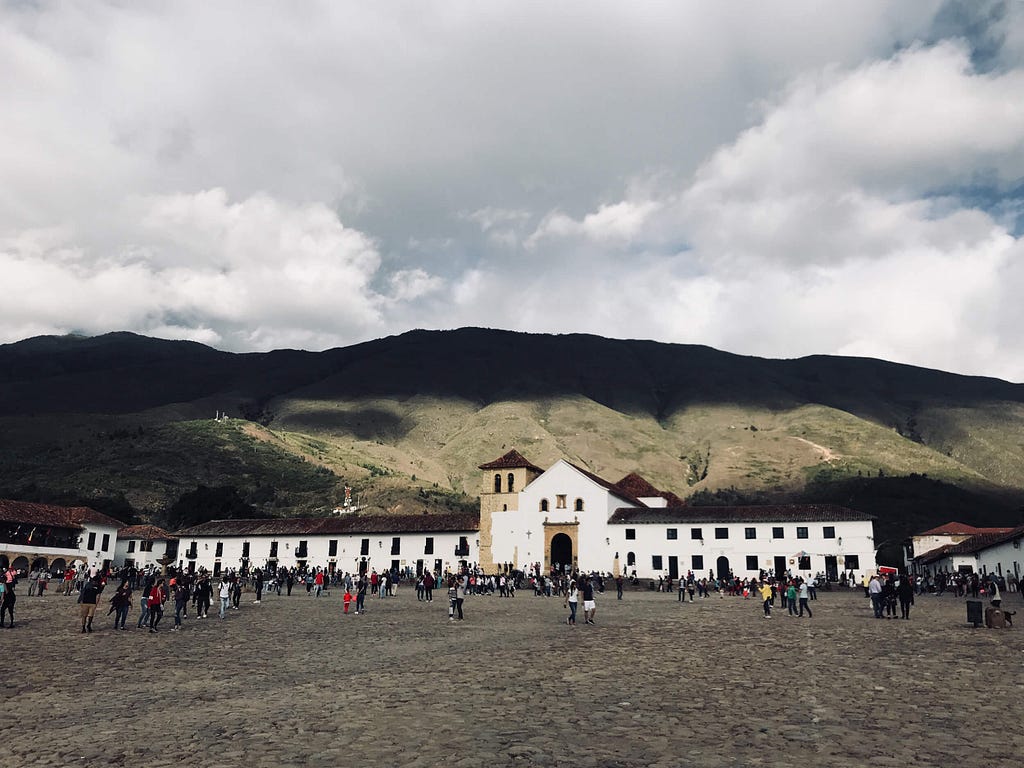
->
<box><xmin>343</xmin><ymin>588</ymin><xmax>353</xmax><ymax>614</ymax></box>
<box><xmin>897</xmin><ymin>575</ymin><xmax>915</xmax><ymax>620</ymax></box>
<box><xmin>787</xmin><ymin>582</ymin><xmax>799</xmax><ymax>616</ymax></box>
<box><xmin>147</xmin><ymin>578</ymin><xmax>166</xmax><ymax>633</ymax></box>
<box><xmin>136</xmin><ymin>575</ymin><xmax>153</xmax><ymax>629</ymax></box>
<box><xmin>355</xmin><ymin>575</ymin><xmax>367</xmax><ymax>614</ymax></box>
<box><xmin>194</xmin><ymin>574</ymin><xmax>212</xmax><ymax>619</ymax></box>
<box><xmin>218</xmin><ymin>576</ymin><xmax>231</xmax><ymax>619</ymax></box>
<box><xmin>78</xmin><ymin>577</ymin><xmax>102</xmax><ymax>633</ymax></box>
<box><xmin>759</xmin><ymin>580</ymin><xmax>773</xmax><ymax>619</ymax></box>
<box><xmin>454</xmin><ymin>574</ymin><xmax>466</xmax><ymax>620</ymax></box>
<box><xmin>172</xmin><ymin>580</ymin><xmax>189</xmax><ymax>631</ymax></box>
<box><xmin>798</xmin><ymin>579</ymin><xmax>812</xmax><ymax>618</ymax></box>
<box><xmin>0</xmin><ymin>579</ymin><xmax>15</xmax><ymax>628</ymax></box>
<box><xmin>868</xmin><ymin>574</ymin><xmax>884</xmax><ymax>618</ymax></box>
<box><xmin>564</xmin><ymin>580</ymin><xmax>578</xmax><ymax>625</ymax></box>
<box><xmin>110</xmin><ymin>580</ymin><xmax>132</xmax><ymax>630</ymax></box>
<box><xmin>423</xmin><ymin>570</ymin><xmax>435</xmax><ymax>602</ymax></box>
<box><xmin>253</xmin><ymin>569</ymin><xmax>264</xmax><ymax>604</ymax></box>
<box><xmin>582</xmin><ymin>576</ymin><xmax>597</xmax><ymax>625</ymax></box>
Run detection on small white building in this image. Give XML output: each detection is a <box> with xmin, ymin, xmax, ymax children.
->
<box><xmin>174</xmin><ymin>513</ymin><xmax>479</xmax><ymax>577</ymax></box>
<box><xmin>914</xmin><ymin>523</ymin><xmax>1024</xmax><ymax>580</ymax></box>
<box><xmin>479</xmin><ymin>450</ymin><xmax>876</xmax><ymax>580</ymax></box>
<box><xmin>905</xmin><ymin>522</ymin><xmax>1014</xmax><ymax>574</ymax></box>
<box><xmin>115</xmin><ymin>525</ymin><xmax>179</xmax><ymax>571</ymax></box>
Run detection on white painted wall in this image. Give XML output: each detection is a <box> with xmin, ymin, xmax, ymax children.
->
<box><xmin>176</xmin><ymin>530</ymin><xmax>478</xmax><ymax>575</ymax></box>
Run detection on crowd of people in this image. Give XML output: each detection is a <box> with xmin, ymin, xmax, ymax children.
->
<box><xmin>1</xmin><ymin>557</ymin><xmax>1018</xmax><ymax>632</ymax></box>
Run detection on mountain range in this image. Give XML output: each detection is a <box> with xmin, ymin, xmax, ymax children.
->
<box><xmin>2</xmin><ymin>328</ymin><xmax>1023</xmax><ymax>557</ymax></box>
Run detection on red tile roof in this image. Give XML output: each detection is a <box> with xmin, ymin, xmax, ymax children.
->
<box><xmin>177</xmin><ymin>512</ymin><xmax>480</xmax><ymax>537</ymax></box>
<box><xmin>118</xmin><ymin>524</ymin><xmax>177</xmax><ymax>541</ymax></box>
<box><xmin>0</xmin><ymin>499</ymin><xmax>123</xmax><ymax>529</ymax></box>
<box><xmin>564</xmin><ymin>462</ymin><xmax>643</xmax><ymax>507</ymax></box>
<box><xmin>917</xmin><ymin>522</ymin><xmax>1013</xmax><ymax>537</ymax></box>
<box><xmin>478</xmin><ymin>449</ymin><xmax>543</xmax><ymax>473</ymax></box>
<box><xmin>609</xmin><ymin>504</ymin><xmax>872</xmax><ymax>524</ymax></box>
<box><xmin>917</xmin><ymin>524</ymin><xmax>1024</xmax><ymax>563</ymax></box>
<box><xmin>613</xmin><ymin>473</ymin><xmax>686</xmax><ymax>507</ymax></box>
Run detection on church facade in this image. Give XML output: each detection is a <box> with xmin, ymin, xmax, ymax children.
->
<box><xmin>478</xmin><ymin>450</ymin><xmax>876</xmax><ymax>581</ymax></box>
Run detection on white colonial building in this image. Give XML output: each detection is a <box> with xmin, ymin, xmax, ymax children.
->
<box><xmin>173</xmin><ymin>513</ymin><xmax>479</xmax><ymax>577</ymax></box>
<box><xmin>479</xmin><ymin>450</ymin><xmax>876</xmax><ymax>581</ymax></box>
<box><xmin>0</xmin><ymin>499</ymin><xmax>123</xmax><ymax>574</ymax></box>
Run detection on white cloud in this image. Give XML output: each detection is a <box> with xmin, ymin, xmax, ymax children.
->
<box><xmin>4</xmin><ymin>2</ymin><xmax>1024</xmax><ymax>381</ymax></box>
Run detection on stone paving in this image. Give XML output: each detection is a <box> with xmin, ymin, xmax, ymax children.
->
<box><xmin>2</xmin><ymin>584</ymin><xmax>1022</xmax><ymax>767</ymax></box>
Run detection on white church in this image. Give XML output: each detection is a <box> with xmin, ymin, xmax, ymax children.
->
<box><xmin>477</xmin><ymin>450</ymin><xmax>876</xmax><ymax>582</ymax></box>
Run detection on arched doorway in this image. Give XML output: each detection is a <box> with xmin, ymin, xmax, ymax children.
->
<box><xmin>551</xmin><ymin>533</ymin><xmax>573</xmax><ymax>573</ymax></box>
<box><xmin>0</xmin><ymin>555</ymin><xmax>8</xmax><ymax>570</ymax></box>
<box><xmin>716</xmin><ymin>556</ymin><xmax>730</xmax><ymax>581</ymax></box>
<box><xmin>31</xmin><ymin>557</ymin><xmax>49</xmax><ymax>571</ymax></box>
<box><xmin>12</xmin><ymin>556</ymin><xmax>29</xmax><ymax>573</ymax></box>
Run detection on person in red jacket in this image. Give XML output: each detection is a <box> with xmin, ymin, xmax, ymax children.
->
<box><xmin>342</xmin><ymin>588</ymin><xmax>353</xmax><ymax>614</ymax></box>
<box><xmin>148</xmin><ymin>578</ymin><xmax>166</xmax><ymax>633</ymax></box>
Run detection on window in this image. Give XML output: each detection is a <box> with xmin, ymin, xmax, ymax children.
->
<box><xmin>652</xmin><ymin>555</ymin><xmax>663</xmax><ymax>570</ymax></box>
<box><xmin>823</xmin><ymin>526</ymin><xmax>836</xmax><ymax>539</ymax></box>
<box><xmin>666</xmin><ymin>528</ymin><xmax>678</xmax><ymax>540</ymax></box>
<box><xmin>101</xmin><ymin>533</ymin><xmax>110</xmax><ymax>551</ymax></box>
<box><xmin>714</xmin><ymin>527</ymin><xmax>729</xmax><ymax>540</ymax></box>
<box><xmin>772</xmin><ymin>527</ymin><xmax>784</xmax><ymax>539</ymax></box>
<box><xmin>627</xmin><ymin>552</ymin><xmax>636</xmax><ymax>566</ymax></box>
<box><xmin>745</xmin><ymin>527</ymin><xmax>756</xmax><ymax>540</ymax></box>
<box><xmin>296</xmin><ymin>540</ymin><xmax>308</xmax><ymax>558</ymax></box>
<box><xmin>87</xmin><ymin>532</ymin><xmax>96</xmax><ymax>550</ymax></box>
<box><xmin>798</xmin><ymin>556</ymin><xmax>811</xmax><ymax>570</ymax></box>
<box><xmin>691</xmin><ymin>528</ymin><xmax>703</xmax><ymax>540</ymax></box>
<box><xmin>625</xmin><ymin>528</ymin><xmax>636</xmax><ymax>540</ymax></box>
<box><xmin>556</xmin><ymin>495</ymin><xmax>567</xmax><ymax>509</ymax></box>
<box><xmin>507</xmin><ymin>473</ymin><xmax>515</xmax><ymax>493</ymax></box>
<box><xmin>360</xmin><ymin>538</ymin><xmax>370</xmax><ymax>556</ymax></box>
<box><xmin>844</xmin><ymin>554</ymin><xmax>860</xmax><ymax>570</ymax></box>
<box><xmin>215</xmin><ymin>542</ymin><xmax>223</xmax><ymax>557</ymax></box>
<box><xmin>328</xmin><ymin>540</ymin><xmax>338</xmax><ymax>557</ymax></box>
<box><xmin>140</xmin><ymin>541</ymin><xmax>154</xmax><ymax>552</ymax></box>
<box><xmin>267</xmin><ymin>541</ymin><xmax>276</xmax><ymax>558</ymax></box>
<box><xmin>540</xmin><ymin>499</ymin><xmax>549</xmax><ymax>512</ymax></box>
<box><xmin>241</xmin><ymin>541</ymin><xmax>250</xmax><ymax>558</ymax></box>
<box><xmin>391</xmin><ymin>537</ymin><xmax>401</xmax><ymax>556</ymax></box>
<box><xmin>746</xmin><ymin>555</ymin><xmax>758</xmax><ymax>571</ymax></box>
<box><xmin>692</xmin><ymin>555</ymin><xmax>704</xmax><ymax>571</ymax></box>
<box><xmin>424</xmin><ymin>537</ymin><xmax>434</xmax><ymax>555</ymax></box>
<box><xmin>494</xmin><ymin>474</ymin><xmax>502</xmax><ymax>493</ymax></box>
<box><xmin>797</xmin><ymin>527</ymin><xmax>809</xmax><ymax>539</ymax></box>
<box><xmin>574</xmin><ymin>498</ymin><xmax>584</xmax><ymax>512</ymax></box>
<box><xmin>456</xmin><ymin>536</ymin><xmax>469</xmax><ymax>557</ymax></box>
<box><xmin>127</xmin><ymin>540</ymin><xmax>136</xmax><ymax>553</ymax></box>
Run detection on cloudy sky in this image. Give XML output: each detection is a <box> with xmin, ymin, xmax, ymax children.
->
<box><xmin>3</xmin><ymin>1</ymin><xmax>1024</xmax><ymax>379</ymax></box>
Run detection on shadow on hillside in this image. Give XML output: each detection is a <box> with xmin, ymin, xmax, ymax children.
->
<box><xmin>280</xmin><ymin>407</ymin><xmax>412</xmax><ymax>441</ymax></box>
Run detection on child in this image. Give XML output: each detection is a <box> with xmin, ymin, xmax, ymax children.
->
<box><xmin>343</xmin><ymin>588</ymin><xmax>353</xmax><ymax>614</ymax></box>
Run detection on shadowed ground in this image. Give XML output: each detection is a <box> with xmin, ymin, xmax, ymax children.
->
<box><xmin>3</xmin><ymin>586</ymin><xmax>1022</xmax><ymax>767</ymax></box>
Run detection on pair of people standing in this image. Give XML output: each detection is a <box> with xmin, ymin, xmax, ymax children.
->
<box><xmin>562</xmin><ymin>576</ymin><xmax>596</xmax><ymax>625</ymax></box>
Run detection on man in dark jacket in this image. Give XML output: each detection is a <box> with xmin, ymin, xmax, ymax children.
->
<box><xmin>79</xmin><ymin>577</ymin><xmax>102</xmax><ymax>633</ymax></box>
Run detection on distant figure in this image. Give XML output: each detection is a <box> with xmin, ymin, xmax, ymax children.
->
<box><xmin>355</xmin><ymin>575</ymin><xmax>367</xmax><ymax>614</ymax></box>
<box><xmin>868</xmin><ymin>574</ymin><xmax>884</xmax><ymax>618</ymax></box>
<box><xmin>218</xmin><ymin>577</ymin><xmax>231</xmax><ymax>619</ymax></box>
<box><xmin>343</xmin><ymin>588</ymin><xmax>353</xmax><ymax>614</ymax></box>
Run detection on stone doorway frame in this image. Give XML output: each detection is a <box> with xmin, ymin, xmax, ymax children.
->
<box><xmin>542</xmin><ymin>519</ymin><xmax>579</xmax><ymax>574</ymax></box>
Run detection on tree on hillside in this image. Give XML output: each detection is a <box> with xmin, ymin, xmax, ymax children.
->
<box><xmin>160</xmin><ymin>485</ymin><xmax>273</xmax><ymax>530</ymax></box>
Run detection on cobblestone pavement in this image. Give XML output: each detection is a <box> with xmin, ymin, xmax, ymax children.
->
<box><xmin>3</xmin><ymin>586</ymin><xmax>1022</xmax><ymax>767</ymax></box>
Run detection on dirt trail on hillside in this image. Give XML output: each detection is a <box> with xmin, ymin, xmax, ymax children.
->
<box><xmin>791</xmin><ymin>435</ymin><xmax>839</xmax><ymax>462</ymax></box>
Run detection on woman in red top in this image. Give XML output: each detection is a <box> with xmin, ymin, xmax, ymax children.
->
<box><xmin>148</xmin><ymin>578</ymin><xmax>166</xmax><ymax>633</ymax></box>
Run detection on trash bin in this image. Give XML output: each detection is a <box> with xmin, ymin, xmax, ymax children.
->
<box><xmin>967</xmin><ymin>599</ymin><xmax>983</xmax><ymax>628</ymax></box>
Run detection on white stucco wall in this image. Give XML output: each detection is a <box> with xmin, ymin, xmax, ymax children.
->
<box><xmin>176</xmin><ymin>530</ymin><xmax>478</xmax><ymax>575</ymax></box>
